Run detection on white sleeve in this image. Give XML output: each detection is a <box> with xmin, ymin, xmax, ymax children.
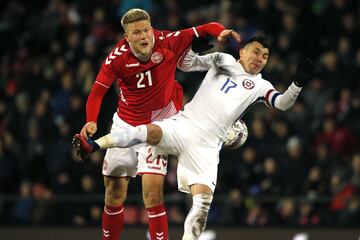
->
<box><xmin>177</xmin><ymin>49</ymin><xmax>222</xmax><ymax>72</ymax></box>
<box><xmin>264</xmin><ymin>82</ymin><xmax>302</xmax><ymax>111</ymax></box>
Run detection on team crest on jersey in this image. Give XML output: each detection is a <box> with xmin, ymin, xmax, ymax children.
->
<box><xmin>242</xmin><ymin>79</ymin><xmax>255</xmax><ymax>89</ymax></box>
<box><xmin>151</xmin><ymin>52</ymin><xmax>163</xmax><ymax>63</ymax></box>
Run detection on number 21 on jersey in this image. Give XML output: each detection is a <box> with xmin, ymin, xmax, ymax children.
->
<box><xmin>221</xmin><ymin>78</ymin><xmax>237</xmax><ymax>93</ymax></box>
<box><xmin>136</xmin><ymin>70</ymin><xmax>152</xmax><ymax>88</ymax></box>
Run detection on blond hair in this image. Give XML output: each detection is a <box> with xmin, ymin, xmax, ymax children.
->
<box><xmin>121</xmin><ymin>8</ymin><xmax>151</xmax><ymax>31</ymax></box>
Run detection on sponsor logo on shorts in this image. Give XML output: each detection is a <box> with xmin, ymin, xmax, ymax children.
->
<box><xmin>148</xmin><ymin>166</ymin><xmax>161</xmax><ymax>170</ymax></box>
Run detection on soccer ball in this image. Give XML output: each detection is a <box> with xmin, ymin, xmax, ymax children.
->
<box><xmin>223</xmin><ymin>119</ymin><xmax>248</xmax><ymax>149</ymax></box>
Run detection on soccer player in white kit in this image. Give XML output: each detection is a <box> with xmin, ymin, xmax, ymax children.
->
<box><xmin>76</xmin><ymin>36</ymin><xmax>314</xmax><ymax>240</ymax></box>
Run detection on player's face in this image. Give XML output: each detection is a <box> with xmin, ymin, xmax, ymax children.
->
<box><xmin>125</xmin><ymin>20</ymin><xmax>154</xmax><ymax>61</ymax></box>
<box><xmin>239</xmin><ymin>42</ymin><xmax>269</xmax><ymax>75</ymax></box>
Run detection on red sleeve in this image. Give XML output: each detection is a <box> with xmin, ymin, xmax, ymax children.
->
<box><xmin>86</xmin><ymin>83</ymin><xmax>109</xmax><ymax>123</ymax></box>
<box><xmin>162</xmin><ymin>22</ymin><xmax>225</xmax><ymax>57</ymax></box>
<box><xmin>86</xmin><ymin>61</ymin><xmax>117</xmax><ymax>123</ymax></box>
<box><xmin>194</xmin><ymin>22</ymin><xmax>225</xmax><ymax>38</ymax></box>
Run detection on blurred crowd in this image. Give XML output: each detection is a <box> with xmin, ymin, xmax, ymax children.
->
<box><xmin>0</xmin><ymin>0</ymin><xmax>359</xmax><ymax>227</ymax></box>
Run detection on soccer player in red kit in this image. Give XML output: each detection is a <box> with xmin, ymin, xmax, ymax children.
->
<box><xmin>73</xmin><ymin>8</ymin><xmax>240</xmax><ymax>240</ymax></box>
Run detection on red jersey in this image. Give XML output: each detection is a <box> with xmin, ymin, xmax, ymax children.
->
<box><xmin>86</xmin><ymin>22</ymin><xmax>225</xmax><ymax>126</ymax></box>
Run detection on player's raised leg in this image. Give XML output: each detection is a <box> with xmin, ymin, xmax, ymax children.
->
<box><xmin>72</xmin><ymin>134</ymin><xmax>98</xmax><ymax>160</ymax></box>
<box><xmin>72</xmin><ymin>124</ymin><xmax>163</xmax><ymax>160</ymax></box>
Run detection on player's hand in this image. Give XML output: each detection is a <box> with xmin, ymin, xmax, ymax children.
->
<box><xmin>294</xmin><ymin>57</ymin><xmax>315</xmax><ymax>87</ymax></box>
<box><xmin>80</xmin><ymin>121</ymin><xmax>97</xmax><ymax>139</ymax></box>
<box><xmin>191</xmin><ymin>36</ymin><xmax>214</xmax><ymax>53</ymax></box>
<box><xmin>217</xmin><ymin>29</ymin><xmax>241</xmax><ymax>42</ymax></box>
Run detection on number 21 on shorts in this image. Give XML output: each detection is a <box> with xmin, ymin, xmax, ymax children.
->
<box><xmin>221</xmin><ymin>78</ymin><xmax>237</xmax><ymax>93</ymax></box>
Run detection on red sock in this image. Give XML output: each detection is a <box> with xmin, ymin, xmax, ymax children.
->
<box><xmin>102</xmin><ymin>205</ymin><xmax>124</xmax><ymax>240</ymax></box>
<box><xmin>147</xmin><ymin>204</ymin><xmax>168</xmax><ymax>240</ymax></box>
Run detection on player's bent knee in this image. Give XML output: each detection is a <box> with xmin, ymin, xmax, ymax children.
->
<box><xmin>105</xmin><ymin>187</ymin><xmax>127</xmax><ymax>205</ymax></box>
<box><xmin>143</xmin><ymin>187</ymin><xmax>164</xmax><ymax>207</ymax></box>
<box><xmin>104</xmin><ymin>177</ymin><xmax>129</xmax><ymax>206</ymax></box>
<box><xmin>147</xmin><ymin>124</ymin><xmax>162</xmax><ymax>145</ymax></box>
<box><xmin>142</xmin><ymin>174</ymin><xmax>165</xmax><ymax>207</ymax></box>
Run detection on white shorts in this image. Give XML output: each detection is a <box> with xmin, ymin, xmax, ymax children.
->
<box><xmin>102</xmin><ymin>113</ymin><xmax>168</xmax><ymax>177</ymax></box>
<box><xmin>153</xmin><ymin>114</ymin><xmax>221</xmax><ymax>193</ymax></box>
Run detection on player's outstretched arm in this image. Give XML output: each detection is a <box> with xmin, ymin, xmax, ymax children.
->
<box><xmin>194</xmin><ymin>22</ymin><xmax>241</xmax><ymax>43</ymax></box>
<box><xmin>178</xmin><ymin>48</ymin><xmax>222</xmax><ymax>73</ymax></box>
<box><xmin>271</xmin><ymin>57</ymin><xmax>315</xmax><ymax>111</ymax></box>
<box><xmin>179</xmin><ymin>36</ymin><xmax>238</xmax><ymax>73</ymax></box>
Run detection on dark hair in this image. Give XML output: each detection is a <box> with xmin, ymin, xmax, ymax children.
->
<box><xmin>242</xmin><ymin>36</ymin><xmax>270</xmax><ymax>49</ymax></box>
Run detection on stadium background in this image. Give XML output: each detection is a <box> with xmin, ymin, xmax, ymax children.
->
<box><xmin>0</xmin><ymin>0</ymin><xmax>359</xmax><ymax>239</ymax></box>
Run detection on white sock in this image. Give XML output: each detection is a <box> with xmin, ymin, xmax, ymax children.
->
<box><xmin>95</xmin><ymin>125</ymin><xmax>148</xmax><ymax>148</ymax></box>
<box><xmin>182</xmin><ymin>193</ymin><xmax>213</xmax><ymax>240</ymax></box>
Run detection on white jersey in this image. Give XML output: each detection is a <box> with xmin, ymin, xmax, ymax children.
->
<box><xmin>178</xmin><ymin>50</ymin><xmax>302</xmax><ymax>142</ymax></box>
<box><xmin>151</xmin><ymin>50</ymin><xmax>302</xmax><ymax>193</ymax></box>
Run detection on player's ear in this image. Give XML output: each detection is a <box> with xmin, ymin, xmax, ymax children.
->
<box><xmin>124</xmin><ymin>33</ymin><xmax>129</xmax><ymax>42</ymax></box>
<box><xmin>239</xmin><ymin>48</ymin><xmax>245</xmax><ymax>59</ymax></box>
